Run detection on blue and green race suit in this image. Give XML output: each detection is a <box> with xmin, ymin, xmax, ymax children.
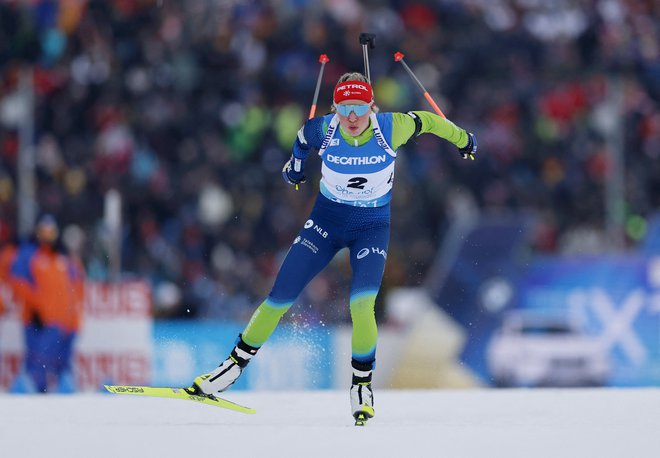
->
<box><xmin>242</xmin><ymin>111</ymin><xmax>470</xmax><ymax>370</ymax></box>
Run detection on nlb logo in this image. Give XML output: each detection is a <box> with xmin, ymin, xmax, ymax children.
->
<box><xmin>304</xmin><ymin>219</ymin><xmax>328</xmax><ymax>238</ymax></box>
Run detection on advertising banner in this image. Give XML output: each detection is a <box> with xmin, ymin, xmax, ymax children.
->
<box><xmin>75</xmin><ymin>281</ymin><xmax>153</xmax><ymax>390</ymax></box>
<box><xmin>429</xmin><ymin>214</ymin><xmax>660</xmax><ymax>387</ymax></box>
<box><xmin>0</xmin><ymin>280</ymin><xmax>152</xmax><ymax>392</ymax></box>
<box><xmin>517</xmin><ymin>256</ymin><xmax>660</xmax><ymax>386</ymax></box>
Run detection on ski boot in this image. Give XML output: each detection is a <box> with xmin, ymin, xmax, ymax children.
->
<box><xmin>190</xmin><ymin>335</ymin><xmax>259</xmax><ymax>396</ymax></box>
<box><xmin>350</xmin><ymin>360</ymin><xmax>375</xmax><ymax>426</ymax></box>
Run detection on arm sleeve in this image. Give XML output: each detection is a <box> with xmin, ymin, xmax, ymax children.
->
<box><xmin>391</xmin><ymin>111</ymin><xmax>469</xmax><ymax>150</ymax></box>
<box><xmin>299</xmin><ymin>116</ymin><xmax>327</xmax><ymax>150</ymax></box>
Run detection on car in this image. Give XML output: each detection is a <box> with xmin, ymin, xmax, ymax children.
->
<box><xmin>487</xmin><ymin>310</ymin><xmax>609</xmax><ymax>387</ymax></box>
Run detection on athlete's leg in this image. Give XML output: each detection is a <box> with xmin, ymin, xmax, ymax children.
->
<box><xmin>194</xmin><ymin>213</ymin><xmax>340</xmax><ymax>394</ymax></box>
<box><xmin>347</xmin><ymin>221</ymin><xmax>389</xmax><ymax>420</ymax></box>
<box><xmin>241</xmin><ymin>228</ymin><xmax>339</xmax><ymax>347</ymax></box>
<box><xmin>348</xmin><ymin>223</ymin><xmax>390</xmax><ymax>368</ymax></box>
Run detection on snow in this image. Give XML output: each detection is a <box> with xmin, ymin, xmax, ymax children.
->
<box><xmin>1</xmin><ymin>388</ymin><xmax>659</xmax><ymax>458</ymax></box>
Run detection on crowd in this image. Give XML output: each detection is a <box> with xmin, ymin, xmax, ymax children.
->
<box><xmin>0</xmin><ymin>0</ymin><xmax>658</xmax><ymax>322</ymax></box>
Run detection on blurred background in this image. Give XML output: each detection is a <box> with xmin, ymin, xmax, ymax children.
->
<box><xmin>0</xmin><ymin>0</ymin><xmax>659</xmax><ymax>393</ymax></box>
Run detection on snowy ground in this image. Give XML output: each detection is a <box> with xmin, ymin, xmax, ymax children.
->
<box><xmin>1</xmin><ymin>388</ymin><xmax>659</xmax><ymax>458</ymax></box>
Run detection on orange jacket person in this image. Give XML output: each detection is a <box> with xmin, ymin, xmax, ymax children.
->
<box><xmin>11</xmin><ymin>215</ymin><xmax>85</xmax><ymax>393</ymax></box>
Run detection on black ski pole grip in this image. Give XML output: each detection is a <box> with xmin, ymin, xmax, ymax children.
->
<box><xmin>359</xmin><ymin>33</ymin><xmax>376</xmax><ymax>49</ymax></box>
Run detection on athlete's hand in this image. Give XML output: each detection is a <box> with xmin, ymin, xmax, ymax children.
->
<box><xmin>458</xmin><ymin>132</ymin><xmax>477</xmax><ymax>160</ymax></box>
<box><xmin>282</xmin><ymin>158</ymin><xmax>306</xmax><ymax>186</ymax></box>
<box><xmin>284</xmin><ymin>134</ymin><xmax>310</xmax><ymax>187</ymax></box>
<box><xmin>292</xmin><ymin>136</ymin><xmax>309</xmax><ymax>161</ymax></box>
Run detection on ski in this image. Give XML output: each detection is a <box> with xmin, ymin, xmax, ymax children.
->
<box><xmin>104</xmin><ymin>385</ymin><xmax>256</xmax><ymax>414</ymax></box>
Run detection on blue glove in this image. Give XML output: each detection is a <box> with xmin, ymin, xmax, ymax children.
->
<box><xmin>282</xmin><ymin>158</ymin><xmax>306</xmax><ymax>186</ymax></box>
<box><xmin>283</xmin><ymin>132</ymin><xmax>310</xmax><ymax>186</ymax></box>
<box><xmin>292</xmin><ymin>135</ymin><xmax>310</xmax><ymax>161</ymax></box>
<box><xmin>458</xmin><ymin>132</ymin><xmax>477</xmax><ymax>160</ymax></box>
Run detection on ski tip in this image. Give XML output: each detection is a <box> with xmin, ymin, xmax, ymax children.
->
<box><xmin>215</xmin><ymin>397</ymin><xmax>256</xmax><ymax>415</ymax></box>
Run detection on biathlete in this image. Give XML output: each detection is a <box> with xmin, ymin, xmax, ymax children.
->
<box><xmin>191</xmin><ymin>72</ymin><xmax>477</xmax><ymax>424</ymax></box>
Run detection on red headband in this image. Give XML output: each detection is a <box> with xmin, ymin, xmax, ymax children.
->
<box><xmin>333</xmin><ymin>80</ymin><xmax>373</xmax><ymax>104</ymax></box>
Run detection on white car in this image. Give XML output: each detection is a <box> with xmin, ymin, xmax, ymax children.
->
<box><xmin>487</xmin><ymin>311</ymin><xmax>609</xmax><ymax>387</ymax></box>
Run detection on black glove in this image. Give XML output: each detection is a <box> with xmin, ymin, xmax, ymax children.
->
<box><xmin>458</xmin><ymin>132</ymin><xmax>477</xmax><ymax>160</ymax></box>
<box><xmin>282</xmin><ymin>158</ymin><xmax>306</xmax><ymax>186</ymax></box>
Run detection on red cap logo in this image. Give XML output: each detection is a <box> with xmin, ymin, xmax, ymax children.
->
<box><xmin>333</xmin><ymin>81</ymin><xmax>373</xmax><ymax>104</ymax></box>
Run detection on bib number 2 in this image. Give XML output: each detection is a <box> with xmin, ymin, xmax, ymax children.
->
<box><xmin>347</xmin><ymin>177</ymin><xmax>368</xmax><ymax>189</ymax></box>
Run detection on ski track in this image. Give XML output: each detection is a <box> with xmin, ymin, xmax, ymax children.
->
<box><xmin>1</xmin><ymin>388</ymin><xmax>659</xmax><ymax>458</ymax></box>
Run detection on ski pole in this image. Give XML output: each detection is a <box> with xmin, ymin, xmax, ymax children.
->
<box><xmin>309</xmin><ymin>54</ymin><xmax>330</xmax><ymax>119</ymax></box>
<box><xmin>394</xmin><ymin>52</ymin><xmax>446</xmax><ymax>119</ymax></box>
<box><xmin>359</xmin><ymin>33</ymin><xmax>376</xmax><ymax>83</ymax></box>
<box><xmin>293</xmin><ymin>54</ymin><xmax>329</xmax><ymax>190</ymax></box>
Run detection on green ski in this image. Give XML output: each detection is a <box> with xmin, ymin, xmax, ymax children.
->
<box><xmin>104</xmin><ymin>385</ymin><xmax>256</xmax><ymax>414</ymax></box>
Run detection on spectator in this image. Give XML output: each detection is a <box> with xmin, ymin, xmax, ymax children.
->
<box><xmin>10</xmin><ymin>215</ymin><xmax>85</xmax><ymax>393</ymax></box>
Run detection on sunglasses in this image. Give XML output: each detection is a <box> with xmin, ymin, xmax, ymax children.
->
<box><xmin>335</xmin><ymin>103</ymin><xmax>371</xmax><ymax>117</ymax></box>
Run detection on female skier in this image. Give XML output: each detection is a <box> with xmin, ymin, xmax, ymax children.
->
<box><xmin>191</xmin><ymin>72</ymin><xmax>477</xmax><ymax>424</ymax></box>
